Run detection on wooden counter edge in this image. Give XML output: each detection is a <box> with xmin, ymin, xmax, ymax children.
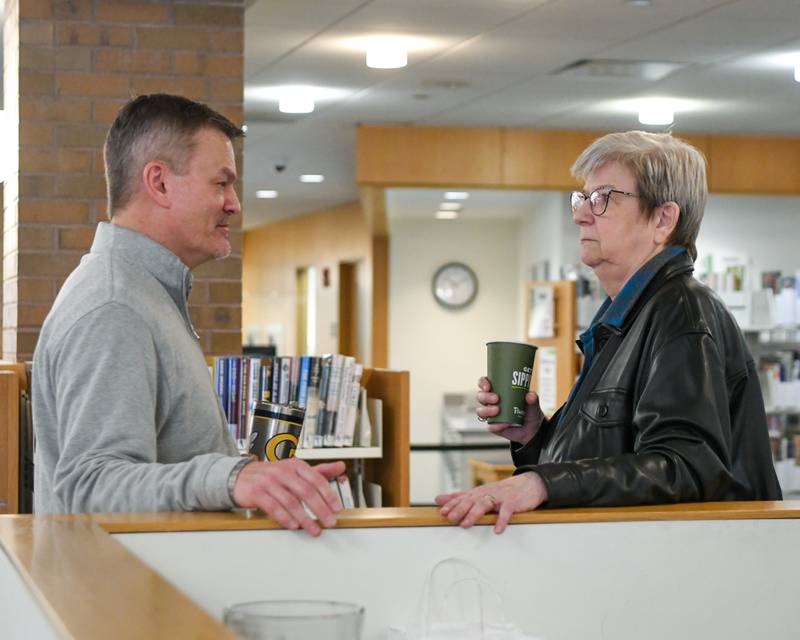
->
<box><xmin>0</xmin><ymin>516</ymin><xmax>236</xmax><ymax>640</ymax></box>
<box><xmin>69</xmin><ymin>500</ymin><xmax>800</xmax><ymax>533</ymax></box>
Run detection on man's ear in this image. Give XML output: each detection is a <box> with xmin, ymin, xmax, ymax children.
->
<box><xmin>141</xmin><ymin>161</ymin><xmax>171</xmax><ymax>209</ymax></box>
<box><xmin>654</xmin><ymin>201</ymin><xmax>680</xmax><ymax>245</ymax></box>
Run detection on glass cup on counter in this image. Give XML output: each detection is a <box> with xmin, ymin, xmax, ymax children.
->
<box><xmin>223</xmin><ymin>599</ymin><xmax>364</xmax><ymax>639</ymax></box>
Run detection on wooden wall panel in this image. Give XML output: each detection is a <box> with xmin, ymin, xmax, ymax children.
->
<box><xmin>357</xmin><ymin>125</ymin><xmax>504</xmax><ymax>186</ymax></box>
<box><xmin>357</xmin><ymin>126</ymin><xmax>799</xmax><ymax>195</ymax></box>
<box><xmin>708</xmin><ymin>135</ymin><xmax>800</xmax><ymax>194</ymax></box>
<box><xmin>243</xmin><ymin>202</ymin><xmax>373</xmax><ymax>360</ymax></box>
<box><xmin>502</xmin><ymin>130</ymin><xmax>601</xmax><ymax>189</ymax></box>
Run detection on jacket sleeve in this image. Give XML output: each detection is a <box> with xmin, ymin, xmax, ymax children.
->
<box><xmin>510</xmin><ymin>405</ymin><xmax>564</xmax><ymax>467</ymax></box>
<box><xmin>48</xmin><ymin>302</ymin><xmax>242</xmax><ymax>513</ymax></box>
<box><xmin>517</xmin><ymin>332</ymin><xmax>735</xmax><ymax>507</ymax></box>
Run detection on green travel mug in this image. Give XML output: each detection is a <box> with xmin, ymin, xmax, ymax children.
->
<box><xmin>486</xmin><ymin>341</ymin><xmax>537</xmax><ymax>426</ymax></box>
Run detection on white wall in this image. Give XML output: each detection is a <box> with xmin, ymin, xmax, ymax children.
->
<box><xmin>697</xmin><ymin>194</ymin><xmax>800</xmax><ymax>286</ymax></box>
<box><xmin>389</xmin><ymin>218</ymin><xmax>521</xmax><ymax>444</ymax></box>
<box><xmin>517</xmin><ymin>192</ymin><xmax>569</xmax><ymax>334</ymax></box>
<box><xmin>117</xmin><ymin>518</ymin><xmax>800</xmax><ymax>640</ymax></box>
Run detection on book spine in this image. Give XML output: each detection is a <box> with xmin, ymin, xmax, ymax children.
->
<box><xmin>271</xmin><ymin>357</ymin><xmax>280</xmax><ymax>403</ymax></box>
<box><xmin>279</xmin><ymin>357</ymin><xmax>292</xmax><ymax>404</ymax></box>
<box><xmin>344</xmin><ymin>363</ymin><xmax>364</xmax><ymax>446</ymax></box>
<box><xmin>323</xmin><ymin>355</ymin><xmax>345</xmax><ymax>447</ymax></box>
<box><xmin>333</xmin><ymin>357</ymin><xmax>355</xmax><ymax>446</ymax></box>
<box><xmin>247</xmin><ymin>357</ymin><xmax>260</xmax><ymax>438</ymax></box>
<box><xmin>215</xmin><ymin>357</ymin><xmax>226</xmax><ymax>417</ymax></box>
<box><xmin>240</xmin><ymin>357</ymin><xmax>249</xmax><ymax>441</ymax></box>
<box><xmin>289</xmin><ymin>356</ymin><xmax>301</xmax><ymax>404</ymax></box>
<box><xmin>228</xmin><ymin>357</ymin><xmax>240</xmax><ymax>439</ymax></box>
<box><xmin>298</xmin><ymin>356</ymin><xmax>311</xmax><ymax>408</ymax></box>
<box><xmin>315</xmin><ymin>356</ymin><xmax>333</xmax><ymax>447</ymax></box>
<box><xmin>260</xmin><ymin>356</ymin><xmax>272</xmax><ymax>402</ymax></box>
<box><xmin>302</xmin><ymin>357</ymin><xmax>322</xmax><ymax>448</ymax></box>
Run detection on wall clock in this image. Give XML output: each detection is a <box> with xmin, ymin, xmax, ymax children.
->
<box><xmin>431</xmin><ymin>262</ymin><xmax>478</xmax><ymax>310</ymax></box>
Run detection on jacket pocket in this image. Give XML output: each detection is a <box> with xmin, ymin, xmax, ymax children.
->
<box><xmin>578</xmin><ymin>388</ymin><xmax>631</xmax><ymax>428</ymax></box>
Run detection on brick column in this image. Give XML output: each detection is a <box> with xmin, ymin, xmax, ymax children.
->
<box><xmin>2</xmin><ymin>0</ymin><xmax>244</xmax><ymax>362</ymax></box>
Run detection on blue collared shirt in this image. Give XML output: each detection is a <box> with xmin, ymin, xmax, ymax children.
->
<box><xmin>567</xmin><ymin>246</ymin><xmax>686</xmax><ymax>406</ymax></box>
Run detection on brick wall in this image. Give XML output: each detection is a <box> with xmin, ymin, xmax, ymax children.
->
<box><xmin>2</xmin><ymin>0</ymin><xmax>245</xmax><ymax>361</ymax></box>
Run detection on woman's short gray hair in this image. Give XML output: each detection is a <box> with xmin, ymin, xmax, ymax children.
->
<box><xmin>570</xmin><ymin>131</ymin><xmax>707</xmax><ymax>261</ymax></box>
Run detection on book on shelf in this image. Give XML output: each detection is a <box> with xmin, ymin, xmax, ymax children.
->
<box><xmin>210</xmin><ymin>353</ymin><xmax>375</xmax><ymax>452</ymax></box>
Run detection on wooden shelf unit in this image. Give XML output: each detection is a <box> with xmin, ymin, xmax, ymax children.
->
<box><xmin>0</xmin><ymin>362</ymin><xmax>28</xmax><ymax>515</ymax></box>
<box><xmin>525</xmin><ymin>280</ymin><xmax>579</xmax><ymax>410</ymax></box>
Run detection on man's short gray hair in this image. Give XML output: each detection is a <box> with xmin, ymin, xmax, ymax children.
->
<box><xmin>570</xmin><ymin>131</ymin><xmax>707</xmax><ymax>261</ymax></box>
<box><xmin>103</xmin><ymin>94</ymin><xmax>244</xmax><ymax>218</ymax></box>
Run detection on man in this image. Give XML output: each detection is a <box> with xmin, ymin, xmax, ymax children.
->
<box><xmin>33</xmin><ymin>94</ymin><xmax>344</xmax><ymax>536</ymax></box>
<box><xmin>436</xmin><ymin>131</ymin><xmax>781</xmax><ymax>533</ymax></box>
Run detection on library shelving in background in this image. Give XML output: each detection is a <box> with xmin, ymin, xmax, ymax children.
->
<box><xmin>297</xmin><ymin>367</ymin><xmax>410</xmax><ymax>508</ymax></box>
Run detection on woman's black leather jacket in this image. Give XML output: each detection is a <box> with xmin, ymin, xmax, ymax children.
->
<box><xmin>513</xmin><ymin>252</ymin><xmax>782</xmax><ymax>507</ymax></box>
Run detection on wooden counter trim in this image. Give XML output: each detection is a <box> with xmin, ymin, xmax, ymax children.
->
<box><xmin>82</xmin><ymin>500</ymin><xmax>800</xmax><ymax>533</ymax></box>
<box><xmin>0</xmin><ymin>516</ymin><xmax>236</xmax><ymax>640</ymax></box>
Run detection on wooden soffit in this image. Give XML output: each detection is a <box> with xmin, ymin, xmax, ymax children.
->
<box><xmin>357</xmin><ymin>125</ymin><xmax>800</xmax><ymax>195</ymax></box>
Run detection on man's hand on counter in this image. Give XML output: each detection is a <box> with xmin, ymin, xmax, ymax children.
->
<box><xmin>435</xmin><ymin>471</ymin><xmax>548</xmax><ymax>534</ymax></box>
<box><xmin>232</xmin><ymin>458</ymin><xmax>346</xmax><ymax>537</ymax></box>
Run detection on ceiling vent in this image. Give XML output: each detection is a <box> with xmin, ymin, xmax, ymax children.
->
<box><xmin>553</xmin><ymin>58</ymin><xmax>687</xmax><ymax>81</ymax></box>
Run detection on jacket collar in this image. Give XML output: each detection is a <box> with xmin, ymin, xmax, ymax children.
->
<box><xmin>591</xmin><ymin>247</ymin><xmax>693</xmax><ymax>338</ymax></box>
<box><xmin>90</xmin><ymin>222</ymin><xmax>197</xmax><ymax>335</ymax></box>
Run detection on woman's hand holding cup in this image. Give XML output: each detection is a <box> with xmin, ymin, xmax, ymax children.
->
<box><xmin>477</xmin><ymin>376</ymin><xmax>544</xmax><ymax>446</ymax></box>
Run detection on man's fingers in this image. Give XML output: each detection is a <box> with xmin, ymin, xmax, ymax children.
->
<box><xmin>290</xmin><ymin>464</ymin><xmax>342</xmax><ymax>526</ymax></box>
<box><xmin>264</xmin><ymin>480</ymin><xmax>324</xmax><ymax>535</ymax></box>
<box><xmin>313</xmin><ymin>460</ymin><xmax>346</xmax><ymax>480</ymax></box>
<box><xmin>253</xmin><ymin>488</ymin><xmax>304</xmax><ymax>532</ymax></box>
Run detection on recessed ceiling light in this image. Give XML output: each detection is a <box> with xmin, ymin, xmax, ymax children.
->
<box><xmin>444</xmin><ymin>191</ymin><xmax>470</xmax><ymax>200</ymax></box>
<box><xmin>436</xmin><ymin>210</ymin><xmax>459</xmax><ymax>220</ymax></box>
<box><xmin>300</xmin><ymin>174</ymin><xmax>325</xmax><ymax>183</ymax></box>
<box><xmin>627</xmin><ymin>0</ymin><xmax>652</xmax><ymax>6</ymax></box>
<box><xmin>366</xmin><ymin>40</ymin><xmax>408</xmax><ymax>69</ymax></box>
<box><xmin>438</xmin><ymin>202</ymin><xmax>462</xmax><ymax>211</ymax></box>
<box><xmin>278</xmin><ymin>86</ymin><xmax>315</xmax><ymax>114</ymax></box>
<box><xmin>638</xmin><ymin>103</ymin><xmax>674</xmax><ymax>125</ymax></box>
<box><xmin>256</xmin><ymin>190</ymin><xmax>278</xmax><ymax>199</ymax></box>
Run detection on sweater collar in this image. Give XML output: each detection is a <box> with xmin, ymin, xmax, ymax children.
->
<box><xmin>91</xmin><ymin>222</ymin><xmax>195</xmax><ymax>327</ymax></box>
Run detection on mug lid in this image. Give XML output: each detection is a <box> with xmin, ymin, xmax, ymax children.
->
<box><xmin>252</xmin><ymin>401</ymin><xmax>306</xmax><ymax>420</ymax></box>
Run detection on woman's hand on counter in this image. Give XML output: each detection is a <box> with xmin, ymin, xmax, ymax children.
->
<box><xmin>435</xmin><ymin>472</ymin><xmax>548</xmax><ymax>534</ymax></box>
<box><xmin>232</xmin><ymin>458</ymin><xmax>346</xmax><ymax>537</ymax></box>
<box><xmin>477</xmin><ymin>377</ymin><xmax>544</xmax><ymax>446</ymax></box>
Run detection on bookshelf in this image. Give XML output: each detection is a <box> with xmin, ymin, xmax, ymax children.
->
<box><xmin>292</xmin><ymin>367</ymin><xmax>410</xmax><ymax>507</ymax></box>
<box><xmin>207</xmin><ymin>357</ymin><xmax>410</xmax><ymax>508</ymax></box>
<box><xmin>525</xmin><ymin>280</ymin><xmax>579</xmax><ymax>411</ymax></box>
<box><xmin>0</xmin><ymin>362</ymin><xmax>29</xmax><ymax>515</ymax></box>
<box><xmin>298</xmin><ymin>446</ymin><xmax>382</xmax><ymax>460</ymax></box>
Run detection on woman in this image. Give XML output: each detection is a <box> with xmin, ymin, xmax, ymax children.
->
<box><xmin>436</xmin><ymin>131</ymin><xmax>781</xmax><ymax>534</ymax></box>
